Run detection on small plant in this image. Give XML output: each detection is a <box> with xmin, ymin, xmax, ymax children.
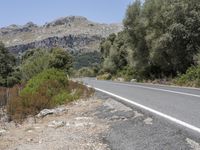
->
<box><xmin>53</xmin><ymin>91</ymin><xmax>74</xmax><ymax>105</ymax></box>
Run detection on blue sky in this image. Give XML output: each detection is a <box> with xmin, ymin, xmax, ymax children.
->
<box><xmin>0</xmin><ymin>0</ymin><xmax>133</xmax><ymax>27</ymax></box>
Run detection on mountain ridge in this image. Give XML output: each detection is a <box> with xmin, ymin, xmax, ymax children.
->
<box><xmin>0</xmin><ymin>16</ymin><xmax>123</xmax><ymax>54</ymax></box>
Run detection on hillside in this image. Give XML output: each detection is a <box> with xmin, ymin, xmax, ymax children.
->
<box><xmin>0</xmin><ymin>16</ymin><xmax>123</xmax><ymax>54</ymax></box>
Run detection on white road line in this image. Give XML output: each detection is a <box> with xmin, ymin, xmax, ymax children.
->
<box><xmin>135</xmin><ymin>82</ymin><xmax>200</xmax><ymax>91</ymax></box>
<box><xmin>93</xmin><ymin>87</ymin><xmax>200</xmax><ymax>134</ymax></box>
<box><xmin>98</xmin><ymin>80</ymin><xmax>200</xmax><ymax>98</ymax></box>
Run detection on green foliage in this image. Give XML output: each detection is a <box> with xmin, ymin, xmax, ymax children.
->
<box><xmin>7</xmin><ymin>69</ymin><xmax>94</xmax><ymax>122</ymax></box>
<box><xmin>21</xmin><ymin>68</ymin><xmax>68</xmax><ymax>95</ymax></box>
<box><xmin>53</xmin><ymin>91</ymin><xmax>73</xmax><ymax>105</ymax></box>
<box><xmin>116</xmin><ymin>66</ymin><xmax>137</xmax><ymax>81</ymax></box>
<box><xmin>20</xmin><ymin>49</ymin><xmax>51</xmax><ymax>81</ymax></box>
<box><xmin>100</xmin><ymin>0</ymin><xmax>200</xmax><ymax>81</ymax></box>
<box><xmin>0</xmin><ymin>42</ymin><xmax>17</xmax><ymax>87</ymax></box>
<box><xmin>49</xmin><ymin>48</ymin><xmax>73</xmax><ymax>71</ymax></box>
<box><xmin>100</xmin><ymin>32</ymin><xmax>128</xmax><ymax>74</ymax></box>
<box><xmin>194</xmin><ymin>52</ymin><xmax>200</xmax><ymax>65</ymax></box>
<box><xmin>73</xmin><ymin>51</ymin><xmax>101</xmax><ymax>69</ymax></box>
<box><xmin>175</xmin><ymin>65</ymin><xmax>200</xmax><ymax>87</ymax></box>
<box><xmin>20</xmin><ymin>48</ymin><xmax>73</xmax><ymax>81</ymax></box>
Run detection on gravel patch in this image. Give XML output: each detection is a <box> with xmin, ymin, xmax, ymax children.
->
<box><xmin>0</xmin><ymin>98</ymin><xmax>110</xmax><ymax>150</ymax></box>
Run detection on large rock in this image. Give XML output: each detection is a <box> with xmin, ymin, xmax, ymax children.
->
<box><xmin>37</xmin><ymin>107</ymin><xmax>67</xmax><ymax>118</ymax></box>
<box><xmin>48</xmin><ymin>120</ymin><xmax>66</xmax><ymax>128</ymax></box>
<box><xmin>0</xmin><ymin>129</ymin><xmax>7</xmax><ymax>136</ymax></box>
<box><xmin>0</xmin><ymin>108</ymin><xmax>9</xmax><ymax>123</ymax></box>
<box><xmin>130</xmin><ymin>79</ymin><xmax>137</xmax><ymax>82</ymax></box>
<box><xmin>44</xmin><ymin>16</ymin><xmax>88</xmax><ymax>27</ymax></box>
<box><xmin>114</xmin><ymin>78</ymin><xmax>125</xmax><ymax>82</ymax></box>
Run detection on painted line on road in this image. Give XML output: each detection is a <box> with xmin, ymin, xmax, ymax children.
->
<box><xmin>134</xmin><ymin>82</ymin><xmax>200</xmax><ymax>91</ymax></box>
<box><xmin>93</xmin><ymin>87</ymin><xmax>200</xmax><ymax>134</ymax></box>
<box><xmin>99</xmin><ymin>80</ymin><xmax>200</xmax><ymax>98</ymax></box>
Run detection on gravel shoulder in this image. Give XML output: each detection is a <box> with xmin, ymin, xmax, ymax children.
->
<box><xmin>0</xmin><ymin>97</ymin><xmax>109</xmax><ymax>150</ymax></box>
<box><xmin>0</xmin><ymin>92</ymin><xmax>200</xmax><ymax>150</ymax></box>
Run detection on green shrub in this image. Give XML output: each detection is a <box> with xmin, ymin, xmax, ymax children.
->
<box><xmin>0</xmin><ymin>42</ymin><xmax>17</xmax><ymax>87</ymax></box>
<box><xmin>49</xmin><ymin>48</ymin><xmax>73</xmax><ymax>72</ymax></box>
<box><xmin>175</xmin><ymin>66</ymin><xmax>200</xmax><ymax>87</ymax></box>
<box><xmin>20</xmin><ymin>49</ymin><xmax>51</xmax><ymax>81</ymax></box>
<box><xmin>53</xmin><ymin>91</ymin><xmax>74</xmax><ymax>105</ymax></box>
<box><xmin>7</xmin><ymin>69</ymin><xmax>94</xmax><ymax>122</ymax></box>
<box><xmin>116</xmin><ymin>66</ymin><xmax>136</xmax><ymax>81</ymax></box>
<box><xmin>21</xmin><ymin>68</ymin><xmax>68</xmax><ymax>95</ymax></box>
<box><xmin>20</xmin><ymin>48</ymin><xmax>73</xmax><ymax>81</ymax></box>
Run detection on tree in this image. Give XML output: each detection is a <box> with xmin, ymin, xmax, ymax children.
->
<box><xmin>100</xmin><ymin>33</ymin><xmax>116</xmax><ymax>59</ymax></box>
<box><xmin>20</xmin><ymin>48</ymin><xmax>73</xmax><ymax>81</ymax></box>
<box><xmin>0</xmin><ymin>42</ymin><xmax>16</xmax><ymax>87</ymax></box>
<box><xmin>49</xmin><ymin>48</ymin><xmax>73</xmax><ymax>72</ymax></box>
<box><xmin>100</xmin><ymin>0</ymin><xmax>200</xmax><ymax>80</ymax></box>
<box><xmin>20</xmin><ymin>49</ymin><xmax>51</xmax><ymax>81</ymax></box>
<box><xmin>100</xmin><ymin>31</ymin><xmax>129</xmax><ymax>74</ymax></box>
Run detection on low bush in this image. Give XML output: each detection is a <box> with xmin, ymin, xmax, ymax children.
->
<box><xmin>97</xmin><ymin>73</ymin><xmax>112</xmax><ymax>80</ymax></box>
<box><xmin>175</xmin><ymin>66</ymin><xmax>200</xmax><ymax>87</ymax></box>
<box><xmin>20</xmin><ymin>68</ymin><xmax>68</xmax><ymax>95</ymax></box>
<box><xmin>115</xmin><ymin>66</ymin><xmax>136</xmax><ymax>81</ymax></box>
<box><xmin>7</xmin><ymin>69</ymin><xmax>93</xmax><ymax>122</ymax></box>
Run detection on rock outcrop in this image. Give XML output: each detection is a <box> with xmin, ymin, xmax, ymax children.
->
<box><xmin>8</xmin><ymin>34</ymin><xmax>102</xmax><ymax>54</ymax></box>
<box><xmin>0</xmin><ymin>16</ymin><xmax>123</xmax><ymax>54</ymax></box>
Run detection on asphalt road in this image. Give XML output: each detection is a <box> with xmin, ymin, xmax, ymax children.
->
<box><xmin>82</xmin><ymin>78</ymin><xmax>200</xmax><ymax>134</ymax></box>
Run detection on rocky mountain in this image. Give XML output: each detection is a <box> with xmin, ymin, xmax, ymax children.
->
<box><xmin>0</xmin><ymin>16</ymin><xmax>123</xmax><ymax>54</ymax></box>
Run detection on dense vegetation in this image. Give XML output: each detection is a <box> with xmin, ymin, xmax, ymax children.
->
<box><xmin>7</xmin><ymin>69</ymin><xmax>93</xmax><ymax>121</ymax></box>
<box><xmin>73</xmin><ymin>51</ymin><xmax>101</xmax><ymax>69</ymax></box>
<box><xmin>0</xmin><ymin>42</ymin><xmax>19</xmax><ymax>87</ymax></box>
<box><xmin>20</xmin><ymin>48</ymin><xmax>73</xmax><ymax>81</ymax></box>
<box><xmin>100</xmin><ymin>0</ymin><xmax>200</xmax><ymax>85</ymax></box>
<box><xmin>0</xmin><ymin>45</ymin><xmax>93</xmax><ymax>122</ymax></box>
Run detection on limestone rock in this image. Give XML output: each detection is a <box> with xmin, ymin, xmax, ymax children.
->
<box><xmin>37</xmin><ymin>107</ymin><xmax>67</xmax><ymax>118</ymax></box>
<box><xmin>0</xmin><ymin>16</ymin><xmax>123</xmax><ymax>55</ymax></box>
<box><xmin>48</xmin><ymin>120</ymin><xmax>66</xmax><ymax>128</ymax></box>
<box><xmin>130</xmin><ymin>79</ymin><xmax>137</xmax><ymax>82</ymax></box>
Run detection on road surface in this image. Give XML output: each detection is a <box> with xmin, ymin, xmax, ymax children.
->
<box><xmin>82</xmin><ymin>78</ymin><xmax>200</xmax><ymax>134</ymax></box>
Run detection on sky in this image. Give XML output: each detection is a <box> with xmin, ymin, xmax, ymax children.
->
<box><xmin>0</xmin><ymin>0</ymin><xmax>134</xmax><ymax>27</ymax></box>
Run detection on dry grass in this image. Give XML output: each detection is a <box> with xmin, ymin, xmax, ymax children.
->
<box><xmin>0</xmin><ymin>85</ymin><xmax>23</xmax><ymax>107</ymax></box>
<box><xmin>67</xmin><ymin>81</ymin><xmax>94</xmax><ymax>98</ymax></box>
<box><xmin>6</xmin><ymin>81</ymin><xmax>94</xmax><ymax>123</ymax></box>
<box><xmin>0</xmin><ymin>87</ymin><xmax>7</xmax><ymax>107</ymax></box>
